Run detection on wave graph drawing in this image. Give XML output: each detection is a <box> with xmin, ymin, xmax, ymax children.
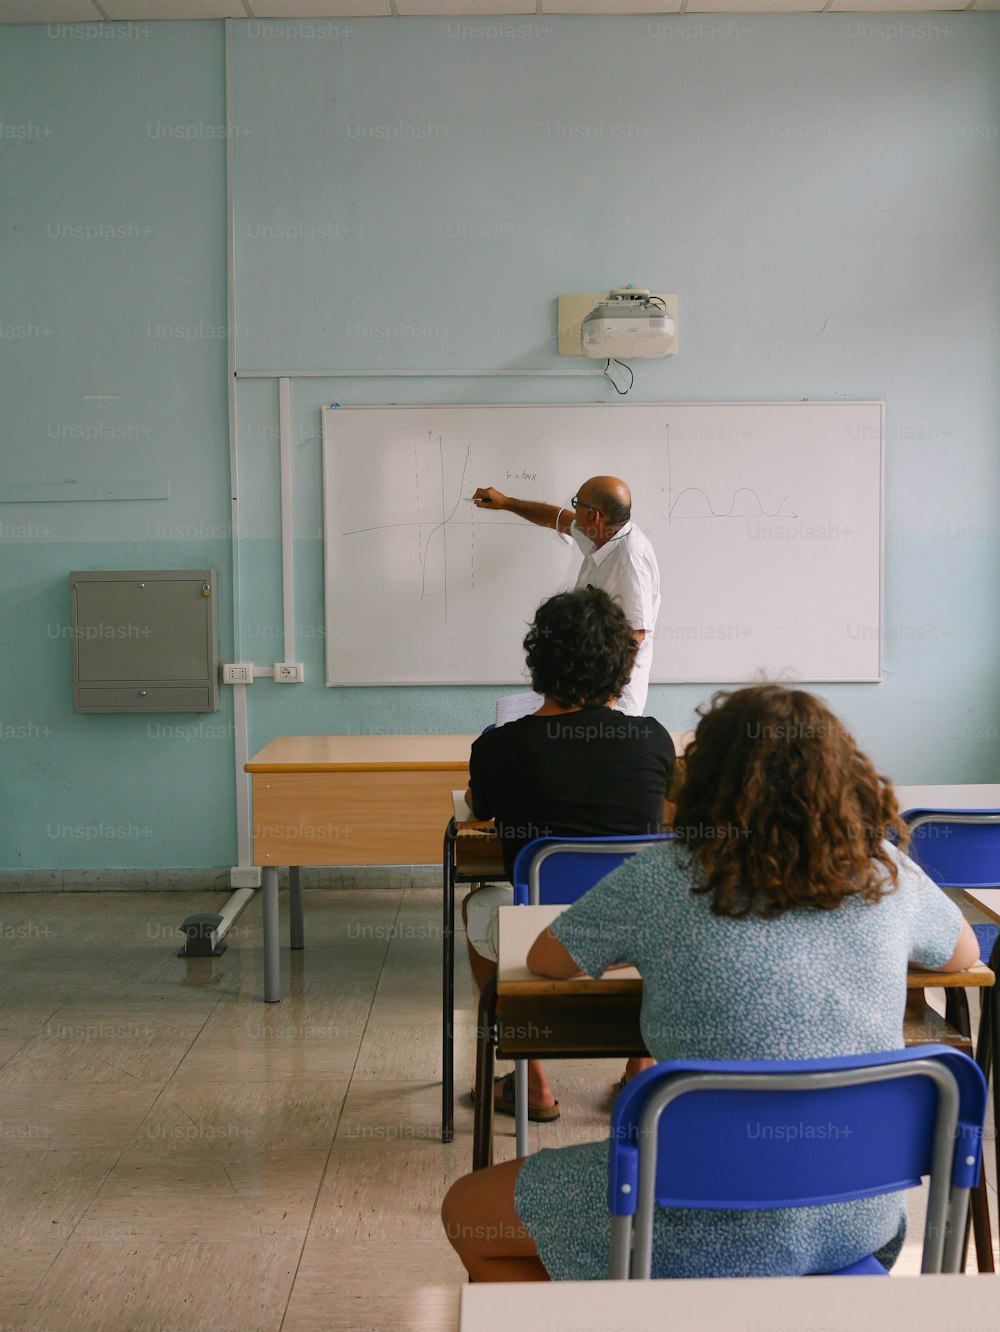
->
<box><xmin>659</xmin><ymin>426</ymin><xmax>797</xmax><ymax>521</ymax></box>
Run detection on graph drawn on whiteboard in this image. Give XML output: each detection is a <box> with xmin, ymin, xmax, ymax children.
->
<box><xmin>342</xmin><ymin>433</ymin><xmax>474</xmax><ymax>618</ymax></box>
<box><xmin>322</xmin><ymin>402</ymin><xmax>883</xmax><ymax>686</ymax></box>
<box><xmin>658</xmin><ymin>425</ymin><xmax>799</xmax><ymax>523</ymax></box>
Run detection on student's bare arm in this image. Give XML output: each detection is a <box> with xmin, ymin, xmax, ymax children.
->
<box><xmin>912</xmin><ymin>917</ymin><xmax>980</xmax><ymax>973</ymax></box>
<box><xmin>527</xmin><ymin>926</ymin><xmax>584</xmax><ymax>978</ymax></box>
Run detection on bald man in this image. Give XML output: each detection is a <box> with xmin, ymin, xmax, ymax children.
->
<box><xmin>471</xmin><ymin>475</ymin><xmax>660</xmax><ymax>715</ymax></box>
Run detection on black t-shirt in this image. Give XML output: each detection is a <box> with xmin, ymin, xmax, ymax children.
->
<box><xmin>468</xmin><ymin>707</ymin><xmax>676</xmax><ymax>881</ymax></box>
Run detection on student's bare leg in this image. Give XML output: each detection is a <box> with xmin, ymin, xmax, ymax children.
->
<box><xmin>466</xmin><ymin>933</ymin><xmax>557</xmax><ymax>1110</ymax></box>
<box><xmin>442</xmin><ymin>1158</ymin><xmax>550</xmax><ymax>1282</ymax></box>
<box><xmin>624</xmin><ymin>1056</ymin><xmax>654</xmax><ymax>1081</ymax></box>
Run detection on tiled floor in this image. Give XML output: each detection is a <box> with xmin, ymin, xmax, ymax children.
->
<box><xmin>0</xmin><ymin>886</ymin><xmax>995</xmax><ymax>1331</ymax></box>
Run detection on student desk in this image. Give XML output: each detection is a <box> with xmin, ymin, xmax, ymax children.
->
<box><xmin>460</xmin><ymin>1273</ymin><xmax>1000</xmax><ymax>1331</ymax></box>
<box><xmin>246</xmin><ymin>734</ymin><xmax>477</xmax><ymax>1002</ymax></box>
<box><xmin>895</xmin><ymin>783</ymin><xmax>1000</xmax><ymax>814</ymax></box>
<box><xmin>475</xmin><ymin>903</ymin><xmax>996</xmax><ymax>1269</ymax></box>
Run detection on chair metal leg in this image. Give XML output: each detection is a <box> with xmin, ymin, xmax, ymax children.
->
<box><xmin>514</xmin><ymin>1059</ymin><xmax>529</xmax><ymax>1158</ymax></box>
<box><xmin>442</xmin><ymin>820</ymin><xmax>457</xmax><ymax>1143</ymax></box>
<box><xmin>473</xmin><ymin>973</ymin><xmax>498</xmax><ymax>1171</ymax></box>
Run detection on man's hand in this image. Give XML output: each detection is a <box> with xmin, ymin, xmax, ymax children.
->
<box><xmin>472</xmin><ymin>491</ymin><xmax>566</xmax><ymax>532</ymax></box>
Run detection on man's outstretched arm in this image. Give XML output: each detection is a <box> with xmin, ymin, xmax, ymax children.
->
<box><xmin>472</xmin><ymin>487</ymin><xmax>573</xmax><ymax>536</ymax></box>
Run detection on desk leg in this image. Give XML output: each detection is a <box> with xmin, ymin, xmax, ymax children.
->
<box><xmin>987</xmin><ymin>944</ymin><xmax>1000</xmax><ymax>1266</ymax></box>
<box><xmin>289</xmin><ymin>866</ymin><xmax>304</xmax><ymax>950</ymax></box>
<box><xmin>472</xmin><ymin>973</ymin><xmax>497</xmax><ymax>1172</ymax></box>
<box><xmin>993</xmin><ymin>984</ymin><xmax>1000</xmax><ymax>1253</ymax></box>
<box><xmin>263</xmin><ymin>866</ymin><xmax>281</xmax><ymax>1003</ymax></box>
<box><xmin>442</xmin><ymin>822</ymin><xmax>456</xmax><ymax>1143</ymax></box>
<box><xmin>951</xmin><ymin>985</ymin><xmax>994</xmax><ymax>1274</ymax></box>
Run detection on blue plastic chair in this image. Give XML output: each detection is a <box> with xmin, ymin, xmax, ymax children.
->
<box><xmin>902</xmin><ymin>808</ymin><xmax>1000</xmax><ymax>1197</ymax></box>
<box><xmin>901</xmin><ymin>805</ymin><xmax>1000</xmax><ymax>1031</ymax></box>
<box><xmin>508</xmin><ymin>834</ymin><xmax>672</xmax><ymax>1156</ymax></box>
<box><xmin>511</xmin><ymin>833</ymin><xmax>673</xmax><ymax>906</ymax></box>
<box><xmin>607</xmin><ymin>1046</ymin><xmax>987</xmax><ymax>1279</ymax></box>
<box><xmin>902</xmin><ymin>809</ymin><xmax>1000</xmax><ymax>947</ymax></box>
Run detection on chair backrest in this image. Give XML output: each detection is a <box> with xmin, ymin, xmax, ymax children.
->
<box><xmin>511</xmin><ymin>834</ymin><xmax>673</xmax><ymax>906</ymax></box>
<box><xmin>902</xmin><ymin>808</ymin><xmax>1000</xmax><ymax>889</ymax></box>
<box><xmin>607</xmin><ymin>1046</ymin><xmax>987</xmax><ymax>1279</ymax></box>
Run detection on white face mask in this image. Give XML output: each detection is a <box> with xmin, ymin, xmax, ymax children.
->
<box><xmin>570</xmin><ymin>519</ymin><xmax>595</xmax><ymax>556</ymax></box>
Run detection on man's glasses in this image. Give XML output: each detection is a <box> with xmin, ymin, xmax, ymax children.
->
<box><xmin>570</xmin><ymin>496</ymin><xmax>599</xmax><ymax>515</ymax></box>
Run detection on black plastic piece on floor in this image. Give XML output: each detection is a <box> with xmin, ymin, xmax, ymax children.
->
<box><xmin>178</xmin><ymin>911</ymin><xmax>227</xmax><ymax>957</ymax></box>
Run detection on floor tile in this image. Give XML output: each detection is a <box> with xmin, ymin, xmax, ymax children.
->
<box><xmin>20</xmin><ymin>1240</ymin><xmax>301</xmax><ymax>1332</ymax></box>
<box><xmin>75</xmin><ymin>1151</ymin><xmax>328</xmax><ymax>1243</ymax></box>
<box><xmin>122</xmin><ymin>1079</ymin><xmax>349</xmax><ymax>1157</ymax></box>
<box><xmin>281</xmin><ymin>1239</ymin><xmax>464</xmax><ymax>1332</ymax></box>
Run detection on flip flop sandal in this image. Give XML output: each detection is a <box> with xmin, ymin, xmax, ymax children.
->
<box><xmin>470</xmin><ymin>1073</ymin><xmax>561</xmax><ymax>1122</ymax></box>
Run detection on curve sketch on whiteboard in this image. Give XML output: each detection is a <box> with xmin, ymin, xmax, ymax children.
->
<box><xmin>659</xmin><ymin>424</ymin><xmax>798</xmax><ymax>521</ymax></box>
<box><xmin>661</xmin><ymin>485</ymin><xmax>798</xmax><ymax>521</ymax></box>
<box><xmin>341</xmin><ymin>432</ymin><xmax>476</xmax><ymax>618</ymax></box>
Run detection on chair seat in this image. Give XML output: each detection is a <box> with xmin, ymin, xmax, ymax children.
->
<box><xmin>824</xmin><ymin>1255</ymin><xmax>889</xmax><ymax>1276</ymax></box>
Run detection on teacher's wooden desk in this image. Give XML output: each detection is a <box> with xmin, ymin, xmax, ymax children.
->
<box><xmin>246</xmin><ymin>735</ymin><xmax>477</xmax><ymax>1002</ymax></box>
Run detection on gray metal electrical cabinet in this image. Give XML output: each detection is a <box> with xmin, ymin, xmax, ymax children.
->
<box><xmin>71</xmin><ymin>570</ymin><xmax>220</xmax><ymax>713</ymax></box>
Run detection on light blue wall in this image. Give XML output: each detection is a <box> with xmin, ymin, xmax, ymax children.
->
<box><xmin>1</xmin><ymin>15</ymin><xmax>998</xmax><ymax>870</ymax></box>
<box><xmin>0</xmin><ymin>22</ymin><xmax>233</xmax><ymax>869</ymax></box>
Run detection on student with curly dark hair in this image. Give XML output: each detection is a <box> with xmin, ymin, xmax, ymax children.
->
<box><xmin>445</xmin><ymin>684</ymin><xmax>978</xmax><ymax>1281</ymax></box>
<box><xmin>463</xmin><ymin>587</ymin><xmax>676</xmax><ymax>1121</ymax></box>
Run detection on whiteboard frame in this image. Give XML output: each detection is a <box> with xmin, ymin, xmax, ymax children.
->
<box><xmin>322</xmin><ymin>401</ymin><xmax>884</xmax><ymax>688</ymax></box>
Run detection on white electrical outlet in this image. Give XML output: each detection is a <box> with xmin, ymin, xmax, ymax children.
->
<box><xmin>275</xmin><ymin>663</ymin><xmax>305</xmax><ymax>683</ymax></box>
<box><xmin>221</xmin><ymin>663</ymin><xmax>255</xmax><ymax>685</ymax></box>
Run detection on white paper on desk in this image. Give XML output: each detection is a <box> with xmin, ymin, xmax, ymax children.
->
<box><xmin>496</xmin><ymin>691</ymin><xmax>543</xmax><ymax>727</ymax></box>
<box><xmin>452</xmin><ymin>790</ymin><xmax>472</xmax><ymax>822</ymax></box>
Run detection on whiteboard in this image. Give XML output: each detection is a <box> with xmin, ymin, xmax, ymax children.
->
<box><xmin>322</xmin><ymin>403</ymin><xmax>883</xmax><ymax>686</ymax></box>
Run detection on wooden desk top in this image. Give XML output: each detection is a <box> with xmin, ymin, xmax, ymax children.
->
<box><xmin>250</xmin><ymin>728</ymin><xmax>695</xmax><ymax>779</ymax></box>
<box><xmin>498</xmin><ymin>904</ymin><xmax>994</xmax><ymax>994</ymax></box>
<box><xmin>895</xmin><ymin>783</ymin><xmax>1000</xmax><ymax>810</ymax></box>
<box><xmin>246</xmin><ymin>734</ymin><xmax>478</xmax><ymax>773</ymax></box>
<box><xmin>461</xmin><ymin>1273</ymin><xmax>1000</xmax><ymax>1331</ymax></box>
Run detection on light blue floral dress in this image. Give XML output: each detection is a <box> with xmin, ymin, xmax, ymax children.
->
<box><xmin>514</xmin><ymin>841</ymin><xmax>963</xmax><ymax>1279</ymax></box>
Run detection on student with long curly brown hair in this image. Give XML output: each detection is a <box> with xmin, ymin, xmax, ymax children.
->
<box><xmin>443</xmin><ymin>684</ymin><xmax>978</xmax><ymax>1282</ymax></box>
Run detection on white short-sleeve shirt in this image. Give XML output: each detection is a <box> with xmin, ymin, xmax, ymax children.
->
<box><xmin>571</xmin><ymin>520</ymin><xmax>660</xmax><ymax>715</ymax></box>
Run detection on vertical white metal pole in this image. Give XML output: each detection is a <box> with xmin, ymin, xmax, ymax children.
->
<box><xmin>278</xmin><ymin>375</ymin><xmax>296</xmax><ymax>664</ymax></box>
<box><xmin>226</xmin><ymin>19</ymin><xmax>253</xmax><ymax>878</ymax></box>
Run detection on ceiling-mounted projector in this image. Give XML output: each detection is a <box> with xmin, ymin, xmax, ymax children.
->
<box><xmin>581</xmin><ymin>288</ymin><xmax>676</xmax><ymax>359</ymax></box>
